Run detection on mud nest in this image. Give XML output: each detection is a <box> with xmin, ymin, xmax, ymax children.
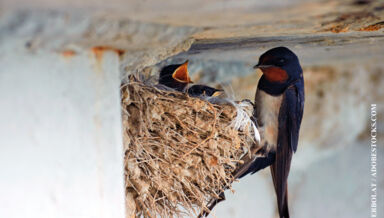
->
<box><xmin>122</xmin><ymin>81</ymin><xmax>258</xmax><ymax>217</ymax></box>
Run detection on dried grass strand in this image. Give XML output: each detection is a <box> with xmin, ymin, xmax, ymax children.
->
<box><xmin>122</xmin><ymin>81</ymin><xmax>259</xmax><ymax>217</ymax></box>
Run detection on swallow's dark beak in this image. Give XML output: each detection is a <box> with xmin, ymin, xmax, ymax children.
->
<box><xmin>253</xmin><ymin>64</ymin><xmax>273</xmax><ymax>69</ymax></box>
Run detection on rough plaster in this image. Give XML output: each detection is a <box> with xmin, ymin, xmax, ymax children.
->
<box><xmin>0</xmin><ymin>49</ymin><xmax>125</xmax><ymax>218</ymax></box>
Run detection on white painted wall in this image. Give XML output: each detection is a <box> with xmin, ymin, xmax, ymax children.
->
<box><xmin>0</xmin><ymin>49</ymin><xmax>125</xmax><ymax>218</ymax></box>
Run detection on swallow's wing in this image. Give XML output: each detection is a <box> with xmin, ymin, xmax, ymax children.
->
<box><xmin>286</xmin><ymin>80</ymin><xmax>304</xmax><ymax>152</ymax></box>
<box><xmin>271</xmin><ymin>80</ymin><xmax>304</xmax><ymax>217</ymax></box>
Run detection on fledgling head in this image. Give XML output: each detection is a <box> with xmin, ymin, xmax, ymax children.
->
<box><xmin>187</xmin><ymin>85</ymin><xmax>223</xmax><ymax>97</ymax></box>
<box><xmin>254</xmin><ymin>47</ymin><xmax>302</xmax><ymax>84</ymax></box>
<box><xmin>158</xmin><ymin>60</ymin><xmax>193</xmax><ymax>92</ymax></box>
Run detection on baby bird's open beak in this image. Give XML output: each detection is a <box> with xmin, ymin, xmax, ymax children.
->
<box><xmin>172</xmin><ymin>60</ymin><xmax>193</xmax><ymax>83</ymax></box>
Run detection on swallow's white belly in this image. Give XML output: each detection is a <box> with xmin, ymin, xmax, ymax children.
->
<box><xmin>255</xmin><ymin>89</ymin><xmax>283</xmax><ymax>151</ymax></box>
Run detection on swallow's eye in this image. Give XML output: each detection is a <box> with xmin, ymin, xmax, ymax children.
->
<box><xmin>278</xmin><ymin>58</ymin><xmax>286</xmax><ymax>64</ymax></box>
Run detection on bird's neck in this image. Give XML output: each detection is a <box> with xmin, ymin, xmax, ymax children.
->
<box><xmin>169</xmin><ymin>81</ymin><xmax>188</xmax><ymax>92</ymax></box>
<box><xmin>257</xmin><ymin>76</ymin><xmax>289</xmax><ymax>96</ymax></box>
<box><xmin>159</xmin><ymin>76</ymin><xmax>188</xmax><ymax>92</ymax></box>
<box><xmin>258</xmin><ymin>75</ymin><xmax>303</xmax><ymax>96</ymax></box>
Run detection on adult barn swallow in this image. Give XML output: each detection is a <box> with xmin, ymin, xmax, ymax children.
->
<box><xmin>239</xmin><ymin>47</ymin><xmax>305</xmax><ymax>218</ymax></box>
<box><xmin>158</xmin><ymin>60</ymin><xmax>193</xmax><ymax>91</ymax></box>
<box><xmin>187</xmin><ymin>85</ymin><xmax>223</xmax><ymax>97</ymax></box>
<box><xmin>199</xmin><ymin>47</ymin><xmax>304</xmax><ymax>218</ymax></box>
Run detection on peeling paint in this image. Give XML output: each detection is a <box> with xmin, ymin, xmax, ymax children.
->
<box><xmin>359</xmin><ymin>21</ymin><xmax>384</xmax><ymax>31</ymax></box>
<box><xmin>61</xmin><ymin>50</ymin><xmax>77</xmax><ymax>58</ymax></box>
<box><xmin>91</xmin><ymin>46</ymin><xmax>125</xmax><ymax>59</ymax></box>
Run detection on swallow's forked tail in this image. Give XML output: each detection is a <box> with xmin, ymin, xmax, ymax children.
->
<box><xmin>270</xmin><ymin>142</ymin><xmax>292</xmax><ymax>218</ymax></box>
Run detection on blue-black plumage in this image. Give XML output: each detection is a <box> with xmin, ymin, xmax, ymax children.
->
<box><xmin>242</xmin><ymin>46</ymin><xmax>305</xmax><ymax>218</ymax></box>
<box><xmin>200</xmin><ymin>47</ymin><xmax>304</xmax><ymax>218</ymax></box>
<box><xmin>158</xmin><ymin>61</ymin><xmax>223</xmax><ymax>98</ymax></box>
<box><xmin>158</xmin><ymin>60</ymin><xmax>193</xmax><ymax>92</ymax></box>
<box><xmin>187</xmin><ymin>85</ymin><xmax>223</xmax><ymax>97</ymax></box>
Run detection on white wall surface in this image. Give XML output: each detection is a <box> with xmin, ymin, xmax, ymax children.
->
<box><xmin>0</xmin><ymin>49</ymin><xmax>125</xmax><ymax>218</ymax></box>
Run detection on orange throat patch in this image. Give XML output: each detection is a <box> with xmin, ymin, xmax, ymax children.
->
<box><xmin>261</xmin><ymin>67</ymin><xmax>288</xmax><ymax>83</ymax></box>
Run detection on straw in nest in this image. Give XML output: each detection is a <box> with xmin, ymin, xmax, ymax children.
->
<box><xmin>122</xmin><ymin>81</ymin><xmax>259</xmax><ymax>217</ymax></box>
